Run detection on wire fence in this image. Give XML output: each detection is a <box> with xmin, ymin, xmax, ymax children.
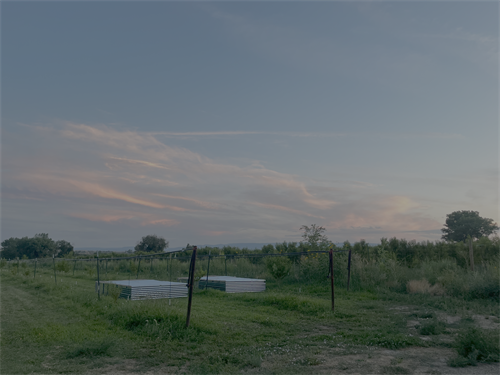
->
<box><xmin>3</xmin><ymin>248</ymin><xmax>351</xmax><ymax>289</ymax></box>
<box><xmin>2</xmin><ymin>247</ymin><xmax>353</xmax><ymax>327</ymax></box>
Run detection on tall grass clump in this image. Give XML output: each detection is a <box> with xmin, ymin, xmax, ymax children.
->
<box><xmin>448</xmin><ymin>327</ymin><xmax>499</xmax><ymax>367</ymax></box>
<box><xmin>108</xmin><ymin>300</ymin><xmax>214</xmax><ymax>342</ymax></box>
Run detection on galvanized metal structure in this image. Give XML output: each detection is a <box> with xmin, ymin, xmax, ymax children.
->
<box><xmin>98</xmin><ymin>279</ymin><xmax>188</xmax><ymax>300</ymax></box>
<box><xmin>199</xmin><ymin>276</ymin><xmax>265</xmax><ymax>293</ymax></box>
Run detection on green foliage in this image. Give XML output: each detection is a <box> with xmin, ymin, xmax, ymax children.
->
<box><xmin>300</xmin><ymin>224</ymin><xmax>329</xmax><ymax>250</ymax></box>
<box><xmin>108</xmin><ymin>285</ymin><xmax>121</xmax><ymax>302</ymax></box>
<box><xmin>0</xmin><ymin>259</ymin><xmax>7</xmax><ymax>268</ymax></box>
<box><xmin>442</xmin><ymin>211</ymin><xmax>499</xmax><ymax>242</ymax></box>
<box><xmin>367</xmin><ymin>333</ymin><xmax>418</xmax><ymax>349</ymax></box>
<box><xmin>418</xmin><ymin>317</ymin><xmax>446</xmax><ymax>335</ymax></box>
<box><xmin>134</xmin><ymin>234</ymin><xmax>168</xmax><ymax>254</ymax></box>
<box><xmin>0</xmin><ymin>234</ymin><xmax>73</xmax><ymax>259</ymax></box>
<box><xmin>265</xmin><ymin>256</ymin><xmax>292</xmax><ymax>280</ymax></box>
<box><xmin>56</xmin><ymin>240</ymin><xmax>74</xmax><ymax>258</ymax></box>
<box><xmin>448</xmin><ymin>327</ymin><xmax>499</xmax><ymax>366</ymax></box>
<box><xmin>55</xmin><ymin>260</ymin><xmax>70</xmax><ymax>273</ymax></box>
<box><xmin>109</xmin><ymin>302</ymin><xmax>210</xmax><ymax>342</ymax></box>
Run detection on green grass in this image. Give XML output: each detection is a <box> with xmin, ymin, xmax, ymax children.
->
<box><xmin>1</xmin><ymin>265</ymin><xmax>498</xmax><ymax>374</ymax></box>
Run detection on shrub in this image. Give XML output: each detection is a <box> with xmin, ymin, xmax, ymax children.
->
<box><xmin>418</xmin><ymin>317</ymin><xmax>446</xmax><ymax>335</ymax></box>
<box><xmin>265</xmin><ymin>256</ymin><xmax>292</xmax><ymax>281</ymax></box>
<box><xmin>448</xmin><ymin>327</ymin><xmax>499</xmax><ymax>366</ymax></box>
<box><xmin>56</xmin><ymin>260</ymin><xmax>70</xmax><ymax>273</ymax></box>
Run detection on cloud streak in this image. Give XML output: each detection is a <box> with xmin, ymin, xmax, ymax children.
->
<box><xmin>2</xmin><ymin>122</ymin><xmax>444</xmax><ymax>246</ymax></box>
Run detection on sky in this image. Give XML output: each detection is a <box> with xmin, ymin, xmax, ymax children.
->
<box><xmin>1</xmin><ymin>1</ymin><xmax>498</xmax><ymax>249</ymax></box>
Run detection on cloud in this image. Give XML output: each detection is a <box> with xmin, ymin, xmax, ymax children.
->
<box><xmin>152</xmin><ymin>130</ymin><xmax>463</xmax><ymax>140</ymax></box>
<box><xmin>2</xmin><ymin>122</ymin><xmax>443</xmax><ymax>246</ymax></box>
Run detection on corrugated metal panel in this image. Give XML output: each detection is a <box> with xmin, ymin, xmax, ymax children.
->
<box><xmin>99</xmin><ymin>279</ymin><xmax>188</xmax><ymax>300</ymax></box>
<box><xmin>199</xmin><ymin>276</ymin><xmax>265</xmax><ymax>293</ymax></box>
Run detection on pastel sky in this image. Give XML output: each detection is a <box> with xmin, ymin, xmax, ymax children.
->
<box><xmin>1</xmin><ymin>2</ymin><xmax>498</xmax><ymax>248</ymax></box>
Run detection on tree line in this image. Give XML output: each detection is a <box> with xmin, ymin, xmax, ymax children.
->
<box><xmin>0</xmin><ymin>233</ymin><xmax>73</xmax><ymax>259</ymax></box>
<box><xmin>2</xmin><ymin>211</ymin><xmax>497</xmax><ymax>266</ymax></box>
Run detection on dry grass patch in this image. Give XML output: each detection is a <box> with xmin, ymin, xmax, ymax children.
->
<box><xmin>407</xmin><ymin>279</ymin><xmax>445</xmax><ymax>296</ymax></box>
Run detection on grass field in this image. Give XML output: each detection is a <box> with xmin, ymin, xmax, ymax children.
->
<box><xmin>1</xmin><ymin>264</ymin><xmax>499</xmax><ymax>374</ymax></box>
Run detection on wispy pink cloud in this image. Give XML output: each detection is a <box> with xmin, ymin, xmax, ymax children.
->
<box><xmin>3</xmin><ymin>122</ymin><xmax>445</xmax><ymax>245</ymax></box>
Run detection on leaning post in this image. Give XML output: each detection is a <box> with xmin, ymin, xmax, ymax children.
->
<box><xmin>186</xmin><ymin>246</ymin><xmax>198</xmax><ymax>328</ymax></box>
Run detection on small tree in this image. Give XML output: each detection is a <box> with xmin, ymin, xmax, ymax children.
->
<box><xmin>56</xmin><ymin>240</ymin><xmax>74</xmax><ymax>258</ymax></box>
<box><xmin>300</xmin><ymin>224</ymin><xmax>329</xmax><ymax>250</ymax></box>
<box><xmin>134</xmin><ymin>235</ymin><xmax>168</xmax><ymax>254</ymax></box>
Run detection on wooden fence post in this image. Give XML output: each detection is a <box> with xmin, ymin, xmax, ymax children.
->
<box><xmin>34</xmin><ymin>258</ymin><xmax>37</xmax><ymax>278</ymax></box>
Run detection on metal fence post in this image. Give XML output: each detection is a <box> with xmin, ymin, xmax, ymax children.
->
<box><xmin>329</xmin><ymin>249</ymin><xmax>334</xmax><ymax>312</ymax></box>
<box><xmin>136</xmin><ymin>256</ymin><xmax>141</xmax><ymax>279</ymax></box>
<box><xmin>53</xmin><ymin>255</ymin><xmax>57</xmax><ymax>284</ymax></box>
<box><xmin>186</xmin><ymin>246</ymin><xmax>197</xmax><ymax>328</ymax></box>
<box><xmin>347</xmin><ymin>249</ymin><xmax>352</xmax><ymax>291</ymax></box>
<box><xmin>97</xmin><ymin>252</ymin><xmax>100</xmax><ymax>300</ymax></box>
<box><xmin>205</xmin><ymin>250</ymin><xmax>211</xmax><ymax>289</ymax></box>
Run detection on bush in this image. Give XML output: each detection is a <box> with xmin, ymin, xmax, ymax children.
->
<box><xmin>265</xmin><ymin>256</ymin><xmax>292</xmax><ymax>281</ymax></box>
<box><xmin>56</xmin><ymin>260</ymin><xmax>70</xmax><ymax>273</ymax></box>
<box><xmin>448</xmin><ymin>327</ymin><xmax>499</xmax><ymax>366</ymax></box>
<box><xmin>418</xmin><ymin>317</ymin><xmax>446</xmax><ymax>335</ymax></box>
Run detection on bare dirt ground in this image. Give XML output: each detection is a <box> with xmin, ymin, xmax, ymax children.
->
<box><xmin>66</xmin><ymin>348</ymin><xmax>500</xmax><ymax>375</ymax></box>
<box><xmin>313</xmin><ymin>347</ymin><xmax>500</xmax><ymax>375</ymax></box>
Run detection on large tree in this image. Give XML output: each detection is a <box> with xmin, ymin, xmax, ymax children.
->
<box><xmin>134</xmin><ymin>235</ymin><xmax>169</xmax><ymax>254</ymax></box>
<box><xmin>0</xmin><ymin>233</ymin><xmax>60</xmax><ymax>259</ymax></box>
<box><xmin>441</xmin><ymin>211</ymin><xmax>498</xmax><ymax>271</ymax></box>
<box><xmin>441</xmin><ymin>211</ymin><xmax>498</xmax><ymax>242</ymax></box>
